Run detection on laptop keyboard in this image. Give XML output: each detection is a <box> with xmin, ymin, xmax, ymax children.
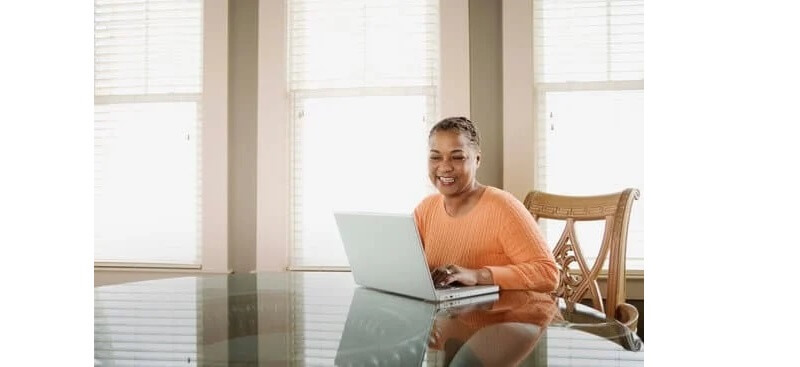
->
<box><xmin>434</xmin><ymin>283</ymin><xmax>459</xmax><ymax>290</ymax></box>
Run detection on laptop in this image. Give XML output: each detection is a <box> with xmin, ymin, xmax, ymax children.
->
<box><xmin>334</xmin><ymin>288</ymin><xmax>498</xmax><ymax>367</ymax></box>
<box><xmin>333</xmin><ymin>212</ymin><xmax>499</xmax><ymax>302</ymax></box>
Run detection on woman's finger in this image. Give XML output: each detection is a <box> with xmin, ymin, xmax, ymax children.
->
<box><xmin>432</xmin><ymin>271</ymin><xmax>444</xmax><ymax>285</ymax></box>
<box><xmin>432</xmin><ymin>267</ymin><xmax>449</xmax><ymax>282</ymax></box>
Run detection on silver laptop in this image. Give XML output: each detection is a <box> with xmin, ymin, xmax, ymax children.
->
<box><xmin>334</xmin><ymin>288</ymin><xmax>498</xmax><ymax>367</ymax></box>
<box><xmin>333</xmin><ymin>212</ymin><xmax>499</xmax><ymax>302</ymax></box>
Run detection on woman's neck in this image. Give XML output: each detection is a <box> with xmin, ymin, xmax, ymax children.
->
<box><xmin>443</xmin><ymin>183</ymin><xmax>487</xmax><ymax>217</ymax></box>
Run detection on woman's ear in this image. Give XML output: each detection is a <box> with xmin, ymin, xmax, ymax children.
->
<box><xmin>476</xmin><ymin>152</ymin><xmax>481</xmax><ymax>167</ymax></box>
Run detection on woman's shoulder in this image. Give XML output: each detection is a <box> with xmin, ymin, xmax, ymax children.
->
<box><xmin>482</xmin><ymin>186</ymin><xmax>531</xmax><ymax>219</ymax></box>
<box><xmin>483</xmin><ymin>186</ymin><xmax>525</xmax><ymax>208</ymax></box>
<box><xmin>415</xmin><ymin>192</ymin><xmax>442</xmax><ymax>213</ymax></box>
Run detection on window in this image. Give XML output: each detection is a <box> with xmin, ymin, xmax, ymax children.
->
<box><xmin>533</xmin><ymin>0</ymin><xmax>644</xmax><ymax>269</ymax></box>
<box><xmin>288</xmin><ymin>0</ymin><xmax>440</xmax><ymax>268</ymax></box>
<box><xmin>94</xmin><ymin>0</ymin><xmax>203</xmax><ymax>265</ymax></box>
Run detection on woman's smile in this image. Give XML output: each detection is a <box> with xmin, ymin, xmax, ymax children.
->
<box><xmin>438</xmin><ymin>176</ymin><xmax>456</xmax><ymax>186</ymax></box>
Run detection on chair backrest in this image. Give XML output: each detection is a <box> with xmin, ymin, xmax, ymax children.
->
<box><xmin>523</xmin><ymin>188</ymin><xmax>639</xmax><ymax>321</ymax></box>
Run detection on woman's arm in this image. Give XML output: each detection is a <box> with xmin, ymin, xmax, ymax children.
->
<box><xmin>483</xmin><ymin>197</ymin><xmax>559</xmax><ymax>292</ymax></box>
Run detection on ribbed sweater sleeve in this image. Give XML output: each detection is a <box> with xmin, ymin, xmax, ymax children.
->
<box><xmin>413</xmin><ymin>194</ymin><xmax>437</xmax><ymax>252</ymax></box>
<box><xmin>483</xmin><ymin>194</ymin><xmax>559</xmax><ymax>292</ymax></box>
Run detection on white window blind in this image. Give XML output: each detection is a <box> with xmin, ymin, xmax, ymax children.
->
<box><xmin>94</xmin><ymin>277</ymin><xmax>200</xmax><ymax>366</ymax></box>
<box><xmin>533</xmin><ymin>0</ymin><xmax>644</xmax><ymax>269</ymax></box>
<box><xmin>545</xmin><ymin>328</ymin><xmax>644</xmax><ymax>366</ymax></box>
<box><xmin>94</xmin><ymin>0</ymin><xmax>203</xmax><ymax>265</ymax></box>
<box><xmin>290</xmin><ymin>274</ymin><xmax>353</xmax><ymax>366</ymax></box>
<box><xmin>289</xmin><ymin>273</ymin><xmax>438</xmax><ymax>366</ymax></box>
<box><xmin>288</xmin><ymin>0</ymin><xmax>440</xmax><ymax>268</ymax></box>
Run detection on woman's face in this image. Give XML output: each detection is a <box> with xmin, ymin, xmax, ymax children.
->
<box><xmin>428</xmin><ymin>129</ymin><xmax>481</xmax><ymax>197</ymax></box>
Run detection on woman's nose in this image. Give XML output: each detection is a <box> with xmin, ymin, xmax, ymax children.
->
<box><xmin>437</xmin><ymin>161</ymin><xmax>454</xmax><ymax>172</ymax></box>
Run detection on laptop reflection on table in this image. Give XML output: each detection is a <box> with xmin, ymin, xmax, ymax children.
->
<box><xmin>334</xmin><ymin>288</ymin><xmax>498</xmax><ymax>367</ymax></box>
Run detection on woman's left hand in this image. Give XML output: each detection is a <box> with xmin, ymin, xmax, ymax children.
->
<box><xmin>431</xmin><ymin>264</ymin><xmax>479</xmax><ymax>287</ymax></box>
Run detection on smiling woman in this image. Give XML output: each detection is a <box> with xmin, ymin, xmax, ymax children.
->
<box><xmin>415</xmin><ymin>117</ymin><xmax>559</xmax><ymax>292</ymax></box>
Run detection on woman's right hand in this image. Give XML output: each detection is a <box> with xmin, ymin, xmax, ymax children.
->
<box><xmin>431</xmin><ymin>264</ymin><xmax>479</xmax><ymax>287</ymax></box>
<box><xmin>431</xmin><ymin>264</ymin><xmax>457</xmax><ymax>287</ymax></box>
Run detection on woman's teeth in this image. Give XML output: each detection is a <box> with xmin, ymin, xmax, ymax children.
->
<box><xmin>439</xmin><ymin>177</ymin><xmax>455</xmax><ymax>183</ymax></box>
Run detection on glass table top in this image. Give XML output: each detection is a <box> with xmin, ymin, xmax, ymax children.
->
<box><xmin>94</xmin><ymin>272</ymin><xmax>643</xmax><ymax>366</ymax></box>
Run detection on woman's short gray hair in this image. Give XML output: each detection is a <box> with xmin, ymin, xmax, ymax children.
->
<box><xmin>428</xmin><ymin>116</ymin><xmax>481</xmax><ymax>148</ymax></box>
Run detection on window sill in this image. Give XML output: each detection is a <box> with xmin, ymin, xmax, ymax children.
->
<box><xmin>94</xmin><ymin>266</ymin><xmax>233</xmax><ymax>287</ymax></box>
<box><xmin>94</xmin><ymin>262</ymin><xmax>202</xmax><ymax>271</ymax></box>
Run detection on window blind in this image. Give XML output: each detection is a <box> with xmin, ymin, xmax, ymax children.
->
<box><xmin>288</xmin><ymin>0</ymin><xmax>440</xmax><ymax>268</ymax></box>
<box><xmin>94</xmin><ymin>277</ymin><xmax>200</xmax><ymax>366</ymax></box>
<box><xmin>94</xmin><ymin>0</ymin><xmax>203</xmax><ymax>265</ymax></box>
<box><xmin>533</xmin><ymin>0</ymin><xmax>644</xmax><ymax>83</ymax></box>
<box><xmin>290</xmin><ymin>274</ymin><xmax>353</xmax><ymax>366</ymax></box>
<box><xmin>533</xmin><ymin>0</ymin><xmax>644</xmax><ymax>270</ymax></box>
<box><xmin>545</xmin><ymin>327</ymin><xmax>644</xmax><ymax>367</ymax></box>
<box><xmin>289</xmin><ymin>273</ymin><xmax>439</xmax><ymax>365</ymax></box>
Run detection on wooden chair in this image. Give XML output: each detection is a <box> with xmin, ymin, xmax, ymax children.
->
<box><xmin>523</xmin><ymin>188</ymin><xmax>640</xmax><ymax>332</ymax></box>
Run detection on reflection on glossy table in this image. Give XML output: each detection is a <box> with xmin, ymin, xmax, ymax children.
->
<box><xmin>94</xmin><ymin>272</ymin><xmax>643</xmax><ymax>366</ymax></box>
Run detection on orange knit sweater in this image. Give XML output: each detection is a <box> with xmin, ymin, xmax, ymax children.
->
<box><xmin>414</xmin><ymin>186</ymin><xmax>558</xmax><ymax>291</ymax></box>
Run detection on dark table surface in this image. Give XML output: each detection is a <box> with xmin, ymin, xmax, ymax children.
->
<box><xmin>94</xmin><ymin>272</ymin><xmax>643</xmax><ymax>366</ymax></box>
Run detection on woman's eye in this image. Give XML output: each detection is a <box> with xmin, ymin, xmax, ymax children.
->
<box><xmin>452</xmin><ymin>156</ymin><xmax>465</xmax><ymax>161</ymax></box>
<box><xmin>429</xmin><ymin>156</ymin><xmax>442</xmax><ymax>161</ymax></box>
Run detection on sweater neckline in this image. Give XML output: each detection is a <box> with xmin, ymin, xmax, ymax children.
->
<box><xmin>439</xmin><ymin>186</ymin><xmax>492</xmax><ymax>219</ymax></box>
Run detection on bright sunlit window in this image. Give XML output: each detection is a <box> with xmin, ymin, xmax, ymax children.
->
<box><xmin>533</xmin><ymin>0</ymin><xmax>644</xmax><ymax>269</ymax></box>
<box><xmin>94</xmin><ymin>0</ymin><xmax>203</xmax><ymax>265</ymax></box>
<box><xmin>288</xmin><ymin>0</ymin><xmax>440</xmax><ymax>268</ymax></box>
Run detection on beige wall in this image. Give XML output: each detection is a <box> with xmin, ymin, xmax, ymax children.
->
<box><xmin>200</xmin><ymin>0</ymin><xmax>230</xmax><ymax>274</ymax></box>
<box><xmin>255</xmin><ymin>0</ymin><xmax>291</xmax><ymax>273</ymax></box>
<box><xmin>469</xmin><ymin>0</ymin><xmax>503</xmax><ymax>188</ymax></box>
<box><xmin>228</xmin><ymin>0</ymin><xmax>259</xmax><ymax>274</ymax></box>
<box><xmin>439</xmin><ymin>0</ymin><xmax>471</xmax><ymax>117</ymax></box>
<box><xmin>502</xmin><ymin>0</ymin><xmax>536</xmax><ymax>201</ymax></box>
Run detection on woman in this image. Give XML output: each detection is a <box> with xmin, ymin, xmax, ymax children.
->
<box><xmin>414</xmin><ymin>116</ymin><xmax>558</xmax><ymax>291</ymax></box>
